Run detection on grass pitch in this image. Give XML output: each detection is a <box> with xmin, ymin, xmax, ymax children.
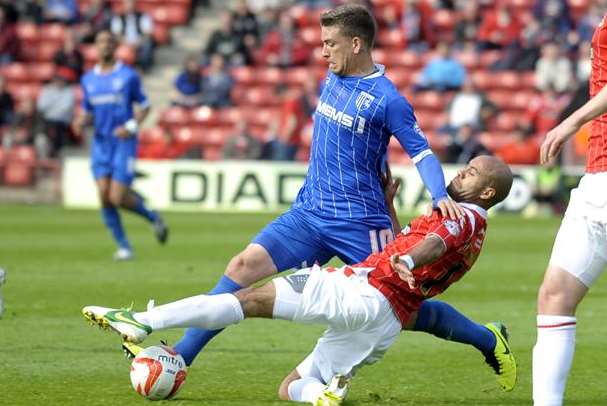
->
<box><xmin>1</xmin><ymin>205</ymin><xmax>606</xmax><ymax>405</ymax></box>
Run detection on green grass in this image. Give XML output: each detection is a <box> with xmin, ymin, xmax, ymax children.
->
<box><xmin>0</xmin><ymin>205</ymin><xmax>606</xmax><ymax>405</ymax></box>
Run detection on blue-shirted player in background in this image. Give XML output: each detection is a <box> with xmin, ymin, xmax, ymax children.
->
<box><xmin>73</xmin><ymin>30</ymin><xmax>168</xmax><ymax>261</ymax></box>
<box><xmin>122</xmin><ymin>4</ymin><xmax>515</xmax><ymax>392</ymax></box>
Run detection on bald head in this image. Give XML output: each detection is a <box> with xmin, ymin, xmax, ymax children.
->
<box><xmin>447</xmin><ymin>156</ymin><xmax>513</xmax><ymax>210</ymax></box>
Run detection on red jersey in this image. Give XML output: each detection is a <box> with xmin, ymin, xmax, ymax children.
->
<box><xmin>361</xmin><ymin>203</ymin><xmax>488</xmax><ymax>326</ymax></box>
<box><xmin>588</xmin><ymin>14</ymin><xmax>607</xmax><ymax>172</ymax></box>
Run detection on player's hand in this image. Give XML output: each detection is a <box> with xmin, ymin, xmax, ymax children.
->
<box><xmin>114</xmin><ymin>126</ymin><xmax>131</xmax><ymax>138</ymax></box>
<box><xmin>436</xmin><ymin>197</ymin><xmax>465</xmax><ymax>220</ymax></box>
<box><xmin>540</xmin><ymin>119</ymin><xmax>579</xmax><ymax>165</ymax></box>
<box><xmin>71</xmin><ymin>119</ymin><xmax>85</xmax><ymax>138</ymax></box>
<box><xmin>380</xmin><ymin>164</ymin><xmax>401</xmax><ymax>204</ymax></box>
<box><xmin>390</xmin><ymin>255</ymin><xmax>416</xmax><ymax>289</ymax></box>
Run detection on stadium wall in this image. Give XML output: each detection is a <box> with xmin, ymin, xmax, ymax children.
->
<box><xmin>63</xmin><ymin>158</ymin><xmax>541</xmax><ymax>213</ymax></box>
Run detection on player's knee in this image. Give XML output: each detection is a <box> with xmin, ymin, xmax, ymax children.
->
<box><xmin>108</xmin><ymin>190</ymin><xmax>124</xmax><ymax>207</ymax></box>
<box><xmin>225</xmin><ymin>247</ymin><xmax>275</xmax><ymax>286</ymax></box>
<box><xmin>277</xmin><ymin>381</ymin><xmax>290</xmax><ymax>401</ymax></box>
<box><xmin>537</xmin><ymin>278</ymin><xmax>576</xmax><ymax>314</ymax></box>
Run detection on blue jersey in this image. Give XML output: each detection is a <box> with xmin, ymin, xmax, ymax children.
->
<box><xmin>294</xmin><ymin>65</ymin><xmax>444</xmax><ymax>219</ymax></box>
<box><xmin>81</xmin><ymin>62</ymin><xmax>149</xmax><ymax>141</ymax></box>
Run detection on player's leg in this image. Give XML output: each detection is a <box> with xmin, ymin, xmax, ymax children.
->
<box><xmin>173</xmin><ymin>208</ymin><xmax>331</xmax><ymax>365</ymax></box>
<box><xmin>95</xmin><ymin>174</ymin><xmax>132</xmax><ymax>257</ymax></box>
<box><xmin>109</xmin><ymin>141</ymin><xmax>168</xmax><ymax>244</ymax></box>
<box><xmin>532</xmin><ymin>213</ymin><xmax>604</xmax><ymax>406</ymax></box>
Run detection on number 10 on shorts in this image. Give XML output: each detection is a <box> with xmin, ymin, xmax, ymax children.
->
<box><xmin>369</xmin><ymin>228</ymin><xmax>394</xmax><ymax>253</ymax></box>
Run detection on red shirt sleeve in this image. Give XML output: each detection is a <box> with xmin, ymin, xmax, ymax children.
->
<box><xmin>426</xmin><ymin>214</ymin><xmax>474</xmax><ymax>251</ymax></box>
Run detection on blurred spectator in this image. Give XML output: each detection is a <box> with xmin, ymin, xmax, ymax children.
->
<box><xmin>413</xmin><ymin>41</ymin><xmax>466</xmax><ymax>92</ymax></box>
<box><xmin>222</xmin><ymin>121</ymin><xmax>263</xmax><ymax>160</ymax></box>
<box><xmin>577</xmin><ymin>1</ymin><xmax>606</xmax><ymax>42</ymax></box>
<box><xmin>299</xmin><ymin>78</ymin><xmax>320</xmax><ymax>118</ymax></box>
<box><xmin>454</xmin><ymin>0</ymin><xmax>481</xmax><ymax>48</ymax></box>
<box><xmin>79</xmin><ymin>0</ymin><xmax>113</xmax><ymax>43</ymax></box>
<box><xmin>0</xmin><ymin>76</ymin><xmax>15</xmax><ymax>127</ymax></box>
<box><xmin>246</xmin><ymin>0</ymin><xmax>293</xmax><ymax>14</ymax></box>
<box><xmin>200</xmin><ymin>54</ymin><xmax>233</xmax><ymax>108</ymax></box>
<box><xmin>495</xmin><ymin>126</ymin><xmax>540</xmax><ymax>165</ymax></box>
<box><xmin>297</xmin><ymin>0</ymin><xmax>335</xmax><ymax>7</ymax></box>
<box><xmin>255</xmin><ymin>7</ymin><xmax>280</xmax><ymax>40</ymax></box>
<box><xmin>267</xmin><ymin>85</ymin><xmax>305</xmax><ymax>161</ymax></box>
<box><xmin>171</xmin><ymin>54</ymin><xmax>203</xmax><ymax>108</ymax></box>
<box><xmin>532</xmin><ymin>160</ymin><xmax>565</xmax><ymax>215</ymax></box>
<box><xmin>524</xmin><ymin>86</ymin><xmax>571</xmax><ymax>135</ymax></box>
<box><xmin>257</xmin><ymin>11</ymin><xmax>310</xmax><ymax>68</ymax></box>
<box><xmin>3</xmin><ymin>98</ymin><xmax>39</xmax><ymax>150</ymax></box>
<box><xmin>36</xmin><ymin>68</ymin><xmax>76</xmax><ymax>157</ymax></box>
<box><xmin>491</xmin><ymin>14</ymin><xmax>545</xmax><ymax>71</ymax></box>
<box><xmin>138</xmin><ymin>129</ymin><xmax>199</xmax><ymax>160</ymax></box>
<box><xmin>203</xmin><ymin>11</ymin><xmax>250</xmax><ymax>66</ymax></box>
<box><xmin>232</xmin><ymin>0</ymin><xmax>259</xmax><ymax>50</ymax></box>
<box><xmin>442</xmin><ymin>78</ymin><xmax>496</xmax><ymax>133</ymax></box>
<box><xmin>444</xmin><ymin>124</ymin><xmax>491</xmax><ymax>164</ymax></box>
<box><xmin>44</xmin><ymin>0</ymin><xmax>79</xmax><ymax>24</ymax></box>
<box><xmin>110</xmin><ymin>0</ymin><xmax>154</xmax><ymax>71</ymax></box>
<box><xmin>13</xmin><ymin>1</ymin><xmax>43</xmax><ymax>24</ymax></box>
<box><xmin>535</xmin><ymin>42</ymin><xmax>573</xmax><ymax>93</ymax></box>
<box><xmin>53</xmin><ymin>30</ymin><xmax>85</xmax><ymax>83</ymax></box>
<box><xmin>477</xmin><ymin>3</ymin><xmax>521</xmax><ymax>50</ymax></box>
<box><xmin>0</xmin><ymin>1</ymin><xmax>18</xmax><ymax>24</ymax></box>
<box><xmin>0</xmin><ymin>7</ymin><xmax>18</xmax><ymax>65</ymax></box>
<box><xmin>576</xmin><ymin>41</ymin><xmax>591</xmax><ymax>83</ymax></box>
<box><xmin>533</xmin><ymin>0</ymin><xmax>572</xmax><ymax>42</ymax></box>
<box><xmin>403</xmin><ymin>0</ymin><xmax>435</xmax><ymax>51</ymax></box>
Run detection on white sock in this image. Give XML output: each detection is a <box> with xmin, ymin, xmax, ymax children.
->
<box><xmin>134</xmin><ymin>294</ymin><xmax>244</xmax><ymax>331</ymax></box>
<box><xmin>533</xmin><ymin>315</ymin><xmax>577</xmax><ymax>406</ymax></box>
<box><xmin>287</xmin><ymin>377</ymin><xmax>326</xmax><ymax>404</ymax></box>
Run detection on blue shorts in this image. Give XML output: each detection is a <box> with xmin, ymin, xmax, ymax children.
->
<box><xmin>253</xmin><ymin>207</ymin><xmax>394</xmax><ymax>271</ymax></box>
<box><xmin>91</xmin><ymin>138</ymin><xmax>137</xmax><ymax>186</ymax></box>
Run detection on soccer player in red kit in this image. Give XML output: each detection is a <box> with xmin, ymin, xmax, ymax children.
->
<box><xmin>533</xmin><ymin>14</ymin><xmax>607</xmax><ymax>406</ymax></box>
<box><xmin>83</xmin><ymin>156</ymin><xmax>515</xmax><ymax>405</ymax></box>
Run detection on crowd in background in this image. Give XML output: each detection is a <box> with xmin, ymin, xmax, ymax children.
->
<box><xmin>0</xmin><ymin>0</ymin><xmax>603</xmax><ymax>179</ymax></box>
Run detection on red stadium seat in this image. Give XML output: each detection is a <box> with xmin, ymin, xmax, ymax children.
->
<box><xmin>490</xmin><ymin>112</ymin><xmax>523</xmax><ymax>132</ymax></box>
<box><xmin>39</xmin><ymin>24</ymin><xmax>66</xmax><ymax>43</ymax></box>
<box><xmin>376</xmin><ymin>29</ymin><xmax>406</xmax><ymax>49</ymax></box>
<box><xmin>478</xmin><ymin>131</ymin><xmax>517</xmax><ymax>151</ymax></box>
<box><xmin>231</xmin><ymin>85</ymin><xmax>281</xmax><ymax>107</ymax></box>
<box><xmin>6</xmin><ymin>83</ymin><xmax>41</xmax><ymax>104</ymax></box>
<box><xmin>231</xmin><ymin>66</ymin><xmax>256</xmax><ymax>85</ymax></box>
<box><xmin>488</xmin><ymin>71</ymin><xmax>521</xmax><ymax>90</ymax></box>
<box><xmin>4</xmin><ymin>145</ymin><xmax>36</xmax><ymax>186</ymax></box>
<box><xmin>300</xmin><ymin>27</ymin><xmax>321</xmax><ymax>46</ymax></box>
<box><xmin>190</xmin><ymin>106</ymin><xmax>220</xmax><ymax>127</ymax></box>
<box><xmin>478</xmin><ymin>51</ymin><xmax>502</xmax><ymax>68</ymax></box>
<box><xmin>149</xmin><ymin>5</ymin><xmax>189</xmax><ymax>26</ymax></box>
<box><xmin>116</xmin><ymin>45</ymin><xmax>136</xmax><ymax>65</ymax></box>
<box><xmin>159</xmin><ymin>107</ymin><xmax>192</xmax><ymax>129</ymax></box>
<box><xmin>28</xmin><ymin>63</ymin><xmax>54</xmax><ymax>82</ymax></box>
<box><xmin>255</xmin><ymin>67</ymin><xmax>284</xmax><ymax>86</ymax></box>
<box><xmin>456</xmin><ymin>51</ymin><xmax>479</xmax><ymax>71</ymax></box>
<box><xmin>386</xmin><ymin>50</ymin><xmax>423</xmax><ymax>69</ymax></box>
<box><xmin>385</xmin><ymin>68</ymin><xmax>411</xmax><ymax>88</ymax></box>
<box><xmin>153</xmin><ymin>23</ymin><xmax>171</xmax><ymax>44</ymax></box>
<box><xmin>284</xmin><ymin>67</ymin><xmax>312</xmax><ymax>86</ymax></box>
<box><xmin>16</xmin><ymin>22</ymin><xmax>39</xmax><ymax>47</ymax></box>
<box><xmin>471</xmin><ymin>70</ymin><xmax>492</xmax><ymax>90</ymax></box>
<box><xmin>371</xmin><ymin>49</ymin><xmax>388</xmax><ymax>66</ymax></box>
<box><xmin>411</xmin><ymin>91</ymin><xmax>448</xmax><ymax>112</ymax></box>
<box><xmin>0</xmin><ymin>63</ymin><xmax>30</xmax><ymax>83</ymax></box>
<box><xmin>139</xmin><ymin>126</ymin><xmax>166</xmax><ymax>144</ymax></box>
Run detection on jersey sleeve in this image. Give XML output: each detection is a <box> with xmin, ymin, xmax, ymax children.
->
<box><xmin>130</xmin><ymin>72</ymin><xmax>150</xmax><ymax>108</ymax></box>
<box><xmin>80</xmin><ymin>77</ymin><xmax>93</xmax><ymax>114</ymax></box>
<box><xmin>385</xmin><ymin>95</ymin><xmax>431</xmax><ymax>163</ymax></box>
<box><xmin>427</xmin><ymin>212</ymin><xmax>474</xmax><ymax>251</ymax></box>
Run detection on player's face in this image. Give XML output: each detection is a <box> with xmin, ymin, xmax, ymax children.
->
<box><xmin>321</xmin><ymin>25</ymin><xmax>354</xmax><ymax>75</ymax></box>
<box><xmin>95</xmin><ymin>31</ymin><xmax>117</xmax><ymax>62</ymax></box>
<box><xmin>447</xmin><ymin>158</ymin><xmax>491</xmax><ymax>202</ymax></box>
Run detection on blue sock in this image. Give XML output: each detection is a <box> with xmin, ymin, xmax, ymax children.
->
<box><xmin>173</xmin><ymin>275</ymin><xmax>243</xmax><ymax>365</ymax></box>
<box><xmin>127</xmin><ymin>193</ymin><xmax>158</xmax><ymax>223</ymax></box>
<box><xmin>413</xmin><ymin>300</ymin><xmax>496</xmax><ymax>354</ymax></box>
<box><xmin>102</xmin><ymin>207</ymin><xmax>130</xmax><ymax>249</ymax></box>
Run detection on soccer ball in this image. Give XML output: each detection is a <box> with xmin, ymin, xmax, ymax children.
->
<box><xmin>130</xmin><ymin>345</ymin><xmax>187</xmax><ymax>401</ymax></box>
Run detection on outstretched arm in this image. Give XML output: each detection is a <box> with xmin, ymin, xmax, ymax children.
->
<box><xmin>380</xmin><ymin>163</ymin><xmax>402</xmax><ymax>234</ymax></box>
<box><xmin>391</xmin><ymin>235</ymin><xmax>446</xmax><ymax>288</ymax></box>
<box><xmin>541</xmin><ymin>83</ymin><xmax>607</xmax><ymax>164</ymax></box>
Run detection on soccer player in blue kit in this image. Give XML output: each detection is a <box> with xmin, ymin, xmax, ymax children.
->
<box><xmin>73</xmin><ymin>30</ymin><xmax>168</xmax><ymax>261</ymax></box>
<box><xmin>126</xmin><ymin>4</ymin><xmax>515</xmax><ymax>391</ymax></box>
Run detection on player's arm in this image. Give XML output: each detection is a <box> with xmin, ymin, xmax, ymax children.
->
<box><xmin>390</xmin><ymin>235</ymin><xmax>446</xmax><ymax>289</ymax></box>
<box><xmin>386</xmin><ymin>96</ymin><xmax>464</xmax><ymax>220</ymax></box>
<box><xmin>72</xmin><ymin>111</ymin><xmax>93</xmax><ymax>138</ymax></box>
<box><xmin>115</xmin><ymin>72</ymin><xmax>151</xmax><ymax>138</ymax></box>
<box><xmin>541</xmin><ymin>82</ymin><xmax>607</xmax><ymax>164</ymax></box>
<box><xmin>380</xmin><ymin>163</ymin><xmax>402</xmax><ymax>234</ymax></box>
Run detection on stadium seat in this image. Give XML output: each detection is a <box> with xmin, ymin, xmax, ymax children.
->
<box><xmin>432</xmin><ymin>9</ymin><xmax>456</xmax><ymax>41</ymax></box>
<box><xmin>231</xmin><ymin>85</ymin><xmax>281</xmax><ymax>107</ymax></box>
<box><xmin>149</xmin><ymin>5</ymin><xmax>189</xmax><ymax>26</ymax></box>
<box><xmin>159</xmin><ymin>107</ymin><xmax>192</xmax><ymax>130</ymax></box>
<box><xmin>385</xmin><ymin>50</ymin><xmax>423</xmax><ymax>70</ymax></box>
<box><xmin>376</xmin><ymin>29</ymin><xmax>406</xmax><ymax>49</ymax></box>
<box><xmin>153</xmin><ymin>23</ymin><xmax>171</xmax><ymax>44</ymax></box>
<box><xmin>6</xmin><ymin>83</ymin><xmax>41</xmax><ymax>104</ymax></box>
<box><xmin>139</xmin><ymin>126</ymin><xmax>166</xmax><ymax>144</ymax></box>
<box><xmin>39</xmin><ymin>24</ymin><xmax>66</xmax><ymax>43</ymax></box>
<box><xmin>456</xmin><ymin>50</ymin><xmax>480</xmax><ymax>71</ymax></box>
<box><xmin>284</xmin><ymin>67</ymin><xmax>311</xmax><ymax>86</ymax></box>
<box><xmin>0</xmin><ymin>63</ymin><xmax>29</xmax><ymax>83</ymax></box>
<box><xmin>478</xmin><ymin>51</ymin><xmax>502</xmax><ymax>68</ymax></box>
<box><xmin>411</xmin><ymin>91</ymin><xmax>448</xmax><ymax>112</ymax></box>
<box><xmin>4</xmin><ymin>145</ymin><xmax>36</xmax><ymax>187</ymax></box>
<box><xmin>385</xmin><ymin>68</ymin><xmax>411</xmax><ymax>88</ymax></box>
<box><xmin>490</xmin><ymin>112</ymin><xmax>522</xmax><ymax>132</ymax></box>
<box><xmin>372</xmin><ymin>49</ymin><xmax>388</xmax><ymax>66</ymax></box>
<box><xmin>28</xmin><ymin>63</ymin><xmax>55</xmax><ymax>82</ymax></box>
<box><xmin>300</xmin><ymin>27</ymin><xmax>321</xmax><ymax>46</ymax></box>
<box><xmin>230</xmin><ymin>66</ymin><xmax>256</xmax><ymax>85</ymax></box>
<box><xmin>190</xmin><ymin>106</ymin><xmax>220</xmax><ymax>127</ymax></box>
<box><xmin>478</xmin><ymin>131</ymin><xmax>517</xmax><ymax>151</ymax></box>
<box><xmin>255</xmin><ymin>67</ymin><xmax>284</xmax><ymax>86</ymax></box>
